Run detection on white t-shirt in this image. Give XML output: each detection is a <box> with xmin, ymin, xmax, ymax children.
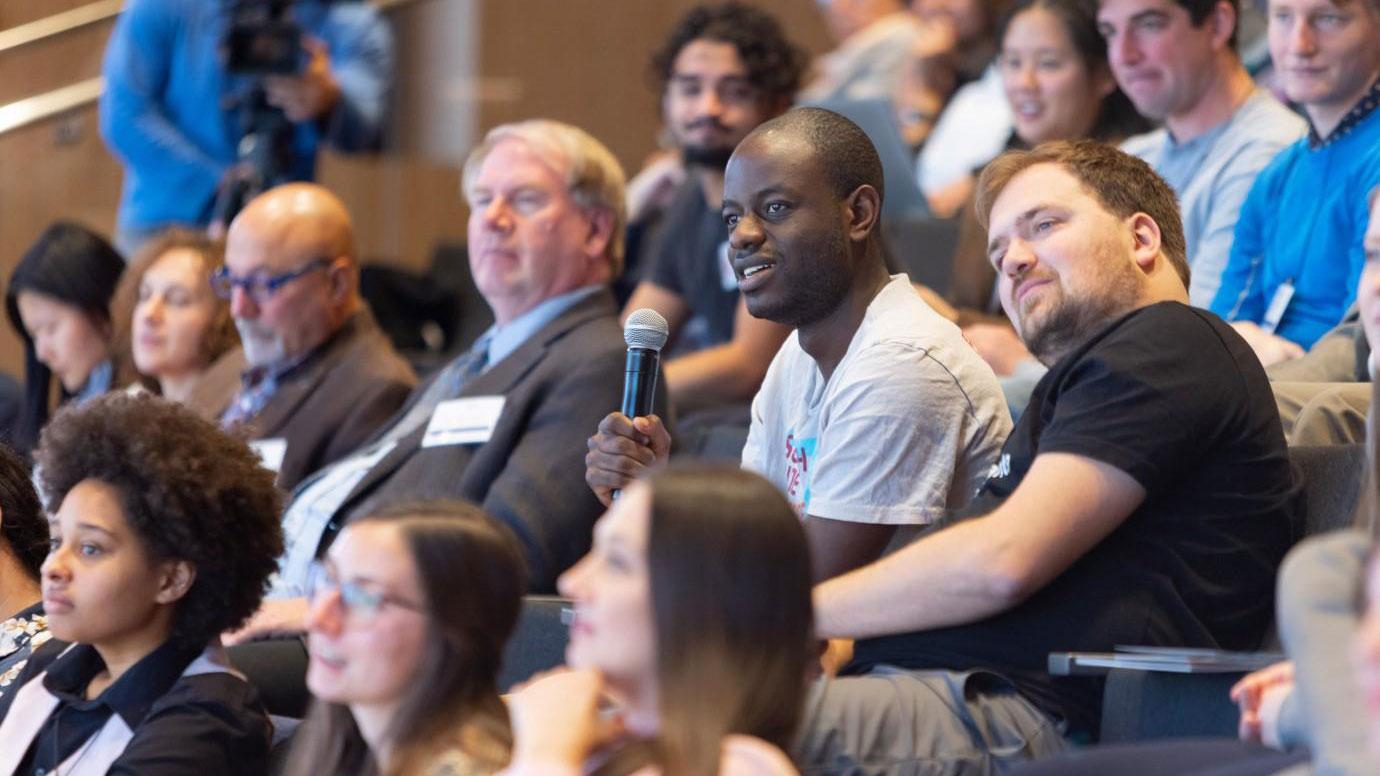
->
<box><xmin>917</xmin><ymin>65</ymin><xmax>1013</xmax><ymax>196</ymax></box>
<box><xmin>741</xmin><ymin>276</ymin><xmax>1012</xmax><ymax>525</ymax></box>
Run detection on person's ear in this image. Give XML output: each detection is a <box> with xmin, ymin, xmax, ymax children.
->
<box><xmin>583</xmin><ymin>208</ymin><xmax>616</xmax><ymax>275</ymax></box>
<box><xmin>1126</xmin><ymin>212</ymin><xmax>1163</xmax><ymax>273</ymax></box>
<box><xmin>155</xmin><ymin>560</ymin><xmax>197</xmax><ymax>605</ymax></box>
<box><xmin>326</xmin><ymin>256</ymin><xmax>356</xmax><ymax>304</ymax></box>
<box><xmin>1208</xmin><ymin>0</ymin><xmax>1237</xmax><ymax>51</ymax></box>
<box><xmin>1093</xmin><ymin>64</ymin><xmax>1117</xmax><ymax>100</ymax></box>
<box><xmin>845</xmin><ymin>184</ymin><xmax>882</xmax><ymax>243</ymax></box>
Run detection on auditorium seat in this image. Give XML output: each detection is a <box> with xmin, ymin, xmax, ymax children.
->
<box><xmin>1062</xmin><ymin>443</ymin><xmax>1367</xmax><ymax>743</ymax></box>
<box><xmin>499</xmin><ymin>595</ymin><xmax>572</xmax><ymax>692</ymax></box>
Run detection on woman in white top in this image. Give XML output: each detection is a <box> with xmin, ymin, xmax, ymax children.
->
<box><xmin>505</xmin><ymin>464</ymin><xmax>814</xmax><ymax>776</ymax></box>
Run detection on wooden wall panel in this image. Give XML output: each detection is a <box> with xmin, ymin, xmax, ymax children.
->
<box><xmin>0</xmin><ymin>0</ymin><xmax>834</xmax><ymax>379</ymax></box>
<box><xmin>0</xmin><ymin>20</ymin><xmax>113</xmax><ymax>105</ymax></box>
<box><xmin>0</xmin><ymin>107</ymin><xmax>122</xmax><ymax>378</ymax></box>
<box><xmin>475</xmin><ymin>0</ymin><xmax>832</xmax><ymax>176</ymax></box>
<box><xmin>0</xmin><ymin>0</ymin><xmax>103</xmax><ymax>28</ymax></box>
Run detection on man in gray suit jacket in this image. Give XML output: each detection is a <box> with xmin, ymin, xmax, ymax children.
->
<box><xmin>200</xmin><ymin>183</ymin><xmax>416</xmax><ymax>491</ymax></box>
<box><xmin>228</xmin><ymin>119</ymin><xmax>663</xmax><ymax>641</ymax></box>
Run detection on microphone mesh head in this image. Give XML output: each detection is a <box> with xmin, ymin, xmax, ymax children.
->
<box><xmin>624</xmin><ymin>308</ymin><xmax>670</xmax><ymax>351</ymax></box>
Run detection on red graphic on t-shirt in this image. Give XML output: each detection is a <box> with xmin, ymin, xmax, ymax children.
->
<box><xmin>785</xmin><ymin>433</ymin><xmax>809</xmax><ymax>498</ymax></box>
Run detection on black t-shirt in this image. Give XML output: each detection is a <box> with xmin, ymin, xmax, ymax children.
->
<box><xmin>849</xmin><ymin>302</ymin><xmax>1298</xmax><ymax>738</ymax></box>
<box><xmin>642</xmin><ymin>179</ymin><xmax>739</xmax><ymax>352</ymax></box>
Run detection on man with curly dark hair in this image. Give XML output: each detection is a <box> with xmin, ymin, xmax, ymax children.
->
<box><xmin>0</xmin><ymin>393</ymin><xmax>283</xmax><ymax>775</ymax></box>
<box><xmin>623</xmin><ymin>3</ymin><xmax>807</xmax><ymax>418</ymax></box>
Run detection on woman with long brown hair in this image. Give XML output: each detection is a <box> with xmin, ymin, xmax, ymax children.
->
<box><xmin>286</xmin><ymin>501</ymin><xmax>528</xmax><ymax>776</ymax></box>
<box><xmin>504</xmin><ymin>464</ymin><xmax>814</xmax><ymax>776</ymax></box>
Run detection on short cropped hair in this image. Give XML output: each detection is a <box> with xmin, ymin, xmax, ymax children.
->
<box><xmin>750</xmin><ymin>107</ymin><xmax>886</xmax><ymax>204</ymax></box>
<box><xmin>0</xmin><ymin>443</ymin><xmax>45</xmax><ymax>580</ymax></box>
<box><xmin>975</xmin><ymin>139</ymin><xmax>1190</xmax><ymax>288</ymax></box>
<box><xmin>462</xmin><ymin>120</ymin><xmax>628</xmax><ymax>276</ymax></box>
<box><xmin>650</xmin><ymin>3</ymin><xmax>808</xmax><ymax>106</ymax></box>
<box><xmin>35</xmin><ymin>394</ymin><xmax>284</xmax><ymax>648</ymax></box>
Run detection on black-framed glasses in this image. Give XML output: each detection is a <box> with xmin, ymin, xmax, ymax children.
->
<box><xmin>210</xmin><ymin>258</ymin><xmax>330</xmax><ymax>303</ymax></box>
<box><xmin>306</xmin><ymin>560</ymin><xmax>426</xmax><ymax>621</ymax></box>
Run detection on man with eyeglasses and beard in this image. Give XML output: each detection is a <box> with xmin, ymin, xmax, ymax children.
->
<box><xmin>194</xmin><ymin>183</ymin><xmax>415</xmax><ymax>491</ymax></box>
<box><xmin>621</xmin><ymin>4</ymin><xmax>808</xmax><ymax>416</ymax></box>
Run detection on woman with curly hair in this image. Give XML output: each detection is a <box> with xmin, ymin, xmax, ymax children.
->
<box><xmin>286</xmin><ymin>501</ymin><xmax>527</xmax><ymax>776</ymax></box>
<box><xmin>0</xmin><ymin>393</ymin><xmax>284</xmax><ymax>776</ymax></box>
<box><xmin>109</xmin><ymin>229</ymin><xmax>239</xmax><ymax>414</ymax></box>
<box><xmin>0</xmin><ymin>443</ymin><xmax>50</xmax><ymax>697</ymax></box>
<box><xmin>504</xmin><ymin>464</ymin><xmax>814</xmax><ymax>776</ymax></box>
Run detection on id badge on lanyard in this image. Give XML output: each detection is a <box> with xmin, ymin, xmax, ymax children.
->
<box><xmin>1260</xmin><ymin>279</ymin><xmax>1295</xmax><ymax>335</ymax></box>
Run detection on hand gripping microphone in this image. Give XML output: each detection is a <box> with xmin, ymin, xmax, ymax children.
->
<box><xmin>621</xmin><ymin>308</ymin><xmax>670</xmax><ymax>419</ymax></box>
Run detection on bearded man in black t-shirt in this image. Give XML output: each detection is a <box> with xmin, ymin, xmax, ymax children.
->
<box><xmin>795</xmin><ymin>139</ymin><xmax>1298</xmax><ymax>773</ymax></box>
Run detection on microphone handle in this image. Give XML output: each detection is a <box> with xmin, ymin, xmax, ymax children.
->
<box><xmin>621</xmin><ymin>347</ymin><xmax>661</xmax><ymax>419</ymax></box>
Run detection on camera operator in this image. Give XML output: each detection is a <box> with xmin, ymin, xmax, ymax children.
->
<box><xmin>99</xmin><ymin>0</ymin><xmax>394</xmax><ymax>257</ymax></box>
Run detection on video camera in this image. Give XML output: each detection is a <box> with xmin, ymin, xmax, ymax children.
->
<box><xmin>223</xmin><ymin>0</ymin><xmax>304</xmax><ymax>76</ymax></box>
<box><xmin>212</xmin><ymin>0</ymin><xmax>304</xmax><ymax>226</ymax></box>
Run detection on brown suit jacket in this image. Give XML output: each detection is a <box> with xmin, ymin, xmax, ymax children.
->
<box><xmin>192</xmin><ymin>308</ymin><xmax>416</xmax><ymax>491</ymax></box>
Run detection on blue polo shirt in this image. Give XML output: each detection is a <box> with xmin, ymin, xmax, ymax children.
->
<box><xmin>1210</xmin><ymin>79</ymin><xmax>1380</xmax><ymax>349</ymax></box>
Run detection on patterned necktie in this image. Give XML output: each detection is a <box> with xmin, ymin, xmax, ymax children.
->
<box><xmin>378</xmin><ymin>333</ymin><xmax>493</xmax><ymax>446</ymax></box>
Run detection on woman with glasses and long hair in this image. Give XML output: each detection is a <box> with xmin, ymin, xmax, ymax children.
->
<box><xmin>0</xmin><ymin>393</ymin><xmax>283</xmax><ymax>775</ymax></box>
<box><xmin>109</xmin><ymin>229</ymin><xmax>239</xmax><ymax>416</ymax></box>
<box><xmin>285</xmin><ymin>501</ymin><xmax>528</xmax><ymax>776</ymax></box>
<box><xmin>503</xmin><ymin>464</ymin><xmax>814</xmax><ymax>776</ymax></box>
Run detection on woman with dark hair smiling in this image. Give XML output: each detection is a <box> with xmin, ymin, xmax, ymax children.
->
<box><xmin>285</xmin><ymin>501</ymin><xmax>527</xmax><ymax>776</ymax></box>
<box><xmin>0</xmin><ymin>393</ymin><xmax>283</xmax><ymax>775</ymax></box>
<box><xmin>504</xmin><ymin>464</ymin><xmax>814</xmax><ymax>776</ymax></box>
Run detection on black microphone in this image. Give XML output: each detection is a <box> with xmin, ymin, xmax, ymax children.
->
<box><xmin>621</xmin><ymin>308</ymin><xmax>669</xmax><ymax>419</ymax></box>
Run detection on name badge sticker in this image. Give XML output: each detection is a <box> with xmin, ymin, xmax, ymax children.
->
<box><xmin>1261</xmin><ymin>279</ymin><xmax>1295</xmax><ymax>335</ymax></box>
<box><xmin>248</xmin><ymin>438</ymin><xmax>288</xmax><ymax>472</ymax></box>
<box><xmin>422</xmin><ymin>396</ymin><xmax>506</xmax><ymax>448</ymax></box>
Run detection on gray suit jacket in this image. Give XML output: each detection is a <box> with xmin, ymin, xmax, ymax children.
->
<box><xmin>193</xmin><ymin>308</ymin><xmax>417</xmax><ymax>491</ymax></box>
<box><xmin>323</xmin><ymin>289</ymin><xmax>667</xmax><ymax>592</ymax></box>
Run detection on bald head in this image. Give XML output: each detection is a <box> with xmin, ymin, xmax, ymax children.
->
<box><xmin>741</xmin><ymin>108</ymin><xmax>885</xmax><ymax>206</ymax></box>
<box><xmin>223</xmin><ymin>183</ymin><xmax>361</xmax><ymax>367</ymax></box>
<box><xmin>229</xmin><ymin>183</ymin><xmax>356</xmax><ymax>267</ymax></box>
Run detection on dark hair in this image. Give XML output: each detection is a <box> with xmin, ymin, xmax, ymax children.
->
<box><xmin>286</xmin><ymin>501</ymin><xmax>527</xmax><ymax>776</ymax></box>
<box><xmin>4</xmin><ymin>222</ymin><xmax>125</xmax><ymax>452</ymax></box>
<box><xmin>0</xmin><ymin>442</ymin><xmax>44</xmax><ymax>581</ymax></box>
<box><xmin>1175</xmin><ymin>0</ymin><xmax>1239</xmax><ymax>49</ymax></box>
<box><xmin>110</xmin><ymin>229</ymin><xmax>238</xmax><ymax>391</ymax></box>
<box><xmin>33</xmin><ymin>393</ymin><xmax>283</xmax><ymax>647</ymax></box>
<box><xmin>601</xmin><ymin>465</ymin><xmax>814</xmax><ymax>776</ymax></box>
<box><xmin>975</xmin><ymin>139</ymin><xmax>1190</xmax><ymax>288</ymax></box>
<box><xmin>997</xmin><ymin>0</ymin><xmax>1152</xmax><ymax>142</ymax></box>
<box><xmin>750</xmin><ymin>107</ymin><xmax>886</xmax><ymax>204</ymax></box>
<box><xmin>650</xmin><ymin>3</ymin><xmax>808</xmax><ymax>107</ymax></box>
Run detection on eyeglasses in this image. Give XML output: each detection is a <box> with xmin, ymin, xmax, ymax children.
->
<box><xmin>210</xmin><ymin>258</ymin><xmax>330</xmax><ymax>303</ymax></box>
<box><xmin>306</xmin><ymin>561</ymin><xmax>426</xmax><ymax>622</ymax></box>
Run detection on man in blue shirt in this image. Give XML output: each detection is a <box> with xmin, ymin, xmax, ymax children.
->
<box><xmin>99</xmin><ymin>0</ymin><xmax>393</xmax><ymax>256</ymax></box>
<box><xmin>1209</xmin><ymin>0</ymin><xmax>1380</xmax><ymax>364</ymax></box>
